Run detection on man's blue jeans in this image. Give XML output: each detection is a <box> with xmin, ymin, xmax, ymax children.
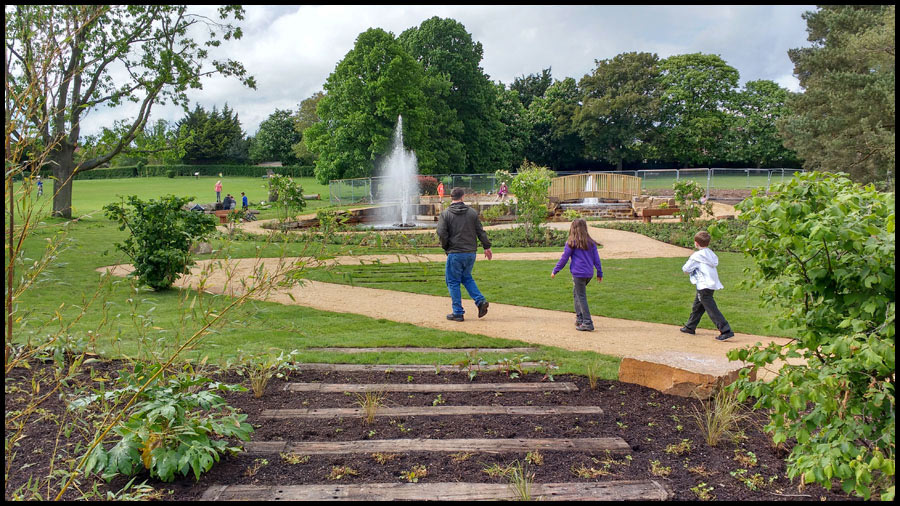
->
<box><xmin>445</xmin><ymin>252</ymin><xmax>486</xmax><ymax>315</ymax></box>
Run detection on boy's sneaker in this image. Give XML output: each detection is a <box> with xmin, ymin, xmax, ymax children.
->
<box><xmin>446</xmin><ymin>313</ymin><xmax>464</xmax><ymax>322</ymax></box>
<box><xmin>715</xmin><ymin>331</ymin><xmax>735</xmax><ymax>341</ymax></box>
<box><xmin>576</xmin><ymin>324</ymin><xmax>594</xmax><ymax>332</ymax></box>
<box><xmin>477</xmin><ymin>301</ymin><xmax>489</xmax><ymax>318</ymax></box>
<box><xmin>679</xmin><ymin>327</ymin><xmax>696</xmax><ymax>335</ymax></box>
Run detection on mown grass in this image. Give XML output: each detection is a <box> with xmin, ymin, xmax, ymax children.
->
<box><xmin>14</xmin><ymin>215</ymin><xmax>619</xmax><ymax>378</ymax></box>
<box><xmin>24</xmin><ymin>176</ymin><xmax>333</xmax><ymax>220</ymax></box>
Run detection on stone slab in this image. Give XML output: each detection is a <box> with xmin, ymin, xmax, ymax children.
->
<box><xmin>617</xmin><ymin>351</ymin><xmax>756</xmax><ymax>399</ymax></box>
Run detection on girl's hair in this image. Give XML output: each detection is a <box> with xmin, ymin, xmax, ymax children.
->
<box><xmin>566</xmin><ymin>218</ymin><xmax>596</xmax><ymax>250</ymax></box>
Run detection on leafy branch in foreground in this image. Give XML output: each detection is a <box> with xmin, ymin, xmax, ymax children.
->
<box><xmin>729</xmin><ymin>171</ymin><xmax>894</xmax><ymax>500</ymax></box>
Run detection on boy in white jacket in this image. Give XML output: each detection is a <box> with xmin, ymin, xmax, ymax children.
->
<box><xmin>680</xmin><ymin>230</ymin><xmax>735</xmax><ymax>341</ymax></box>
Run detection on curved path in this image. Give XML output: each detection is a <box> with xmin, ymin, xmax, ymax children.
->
<box><xmin>100</xmin><ymin>210</ymin><xmax>794</xmax><ymax>378</ymax></box>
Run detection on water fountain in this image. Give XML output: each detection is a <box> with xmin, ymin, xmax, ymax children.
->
<box><xmin>583</xmin><ymin>174</ymin><xmax>599</xmax><ymax>205</ymax></box>
<box><xmin>376</xmin><ymin>115</ymin><xmax>419</xmax><ymax>228</ymax></box>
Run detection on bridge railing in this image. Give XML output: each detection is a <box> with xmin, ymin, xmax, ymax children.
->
<box><xmin>549</xmin><ymin>172</ymin><xmax>642</xmax><ymax>202</ymax></box>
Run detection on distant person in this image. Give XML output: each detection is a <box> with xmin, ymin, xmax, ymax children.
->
<box><xmin>680</xmin><ymin>230</ymin><xmax>734</xmax><ymax>341</ymax></box>
<box><xmin>550</xmin><ymin>218</ymin><xmax>603</xmax><ymax>331</ymax></box>
<box><xmin>36</xmin><ymin>176</ymin><xmax>43</xmax><ymax>197</ymax></box>
<box><xmin>436</xmin><ymin>187</ymin><xmax>492</xmax><ymax>321</ymax></box>
<box><xmin>215</xmin><ymin>180</ymin><xmax>223</xmax><ymax>202</ymax></box>
<box><xmin>498</xmin><ymin>182</ymin><xmax>508</xmax><ymax>201</ymax></box>
<box><xmin>222</xmin><ymin>194</ymin><xmax>235</xmax><ymax>210</ymax></box>
<box><xmin>241</xmin><ymin>192</ymin><xmax>248</xmax><ymax>210</ymax></box>
<box><xmin>437</xmin><ymin>181</ymin><xmax>445</xmax><ymax>199</ymax></box>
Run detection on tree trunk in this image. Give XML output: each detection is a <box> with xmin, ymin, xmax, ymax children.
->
<box><xmin>616</xmin><ymin>159</ymin><xmax>623</xmax><ymax>171</ymax></box>
<box><xmin>51</xmin><ymin>144</ymin><xmax>77</xmax><ymax>218</ymax></box>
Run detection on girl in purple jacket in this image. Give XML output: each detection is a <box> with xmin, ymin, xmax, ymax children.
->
<box><xmin>551</xmin><ymin>218</ymin><xmax>603</xmax><ymax>331</ymax></box>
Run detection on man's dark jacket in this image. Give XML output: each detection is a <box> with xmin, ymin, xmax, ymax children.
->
<box><xmin>436</xmin><ymin>202</ymin><xmax>491</xmax><ymax>254</ymax></box>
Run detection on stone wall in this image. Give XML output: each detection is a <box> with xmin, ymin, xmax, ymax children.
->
<box><xmin>631</xmin><ymin>196</ymin><xmax>677</xmax><ymax>215</ymax></box>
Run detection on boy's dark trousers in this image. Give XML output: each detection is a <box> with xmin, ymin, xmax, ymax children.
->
<box><xmin>684</xmin><ymin>289</ymin><xmax>732</xmax><ymax>333</ymax></box>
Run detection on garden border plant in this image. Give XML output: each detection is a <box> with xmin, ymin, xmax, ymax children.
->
<box><xmin>727</xmin><ymin>171</ymin><xmax>894</xmax><ymax>500</ymax></box>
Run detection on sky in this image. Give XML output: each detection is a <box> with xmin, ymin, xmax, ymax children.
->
<box><xmin>81</xmin><ymin>5</ymin><xmax>817</xmax><ymax>138</ymax></box>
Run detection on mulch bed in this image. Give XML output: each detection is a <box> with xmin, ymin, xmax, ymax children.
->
<box><xmin>5</xmin><ymin>358</ymin><xmax>855</xmax><ymax>501</ymax></box>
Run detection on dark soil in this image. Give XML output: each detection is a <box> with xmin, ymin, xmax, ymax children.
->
<box><xmin>5</xmin><ymin>358</ymin><xmax>856</xmax><ymax>501</ymax></box>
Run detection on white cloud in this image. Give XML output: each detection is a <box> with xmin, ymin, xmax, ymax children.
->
<box><xmin>78</xmin><ymin>5</ymin><xmax>816</xmax><ymax>137</ymax></box>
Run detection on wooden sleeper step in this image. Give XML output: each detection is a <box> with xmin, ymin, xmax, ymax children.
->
<box><xmin>289</xmin><ymin>363</ymin><xmax>549</xmax><ymax>372</ymax></box>
<box><xmin>244</xmin><ymin>437</ymin><xmax>631</xmax><ymax>455</ymax></box>
<box><xmin>283</xmin><ymin>381</ymin><xmax>578</xmax><ymax>392</ymax></box>
<box><xmin>261</xmin><ymin>405</ymin><xmax>603</xmax><ymax>419</ymax></box>
<box><xmin>201</xmin><ymin>480</ymin><xmax>672</xmax><ymax>501</ymax></box>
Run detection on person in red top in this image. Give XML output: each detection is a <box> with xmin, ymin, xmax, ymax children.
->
<box><xmin>437</xmin><ymin>182</ymin><xmax>445</xmax><ymax>199</ymax></box>
<box><xmin>215</xmin><ymin>180</ymin><xmax>223</xmax><ymax>202</ymax></box>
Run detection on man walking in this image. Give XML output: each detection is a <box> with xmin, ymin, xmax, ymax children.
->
<box><xmin>436</xmin><ymin>187</ymin><xmax>492</xmax><ymax>321</ymax></box>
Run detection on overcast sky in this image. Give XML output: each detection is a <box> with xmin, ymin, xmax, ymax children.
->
<box><xmin>82</xmin><ymin>4</ymin><xmax>817</xmax><ymax>138</ymax></box>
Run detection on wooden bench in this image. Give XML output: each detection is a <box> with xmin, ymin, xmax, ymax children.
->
<box><xmin>639</xmin><ymin>207</ymin><xmax>681</xmax><ymax>223</ymax></box>
<box><xmin>213</xmin><ymin>209</ymin><xmax>242</xmax><ymax>224</ymax></box>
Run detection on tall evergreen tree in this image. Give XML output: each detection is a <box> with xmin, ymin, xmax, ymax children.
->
<box><xmin>778</xmin><ymin>5</ymin><xmax>894</xmax><ymax>183</ymax></box>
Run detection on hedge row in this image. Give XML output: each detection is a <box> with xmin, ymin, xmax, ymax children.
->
<box><xmin>22</xmin><ymin>164</ymin><xmax>316</xmax><ymax>181</ymax></box>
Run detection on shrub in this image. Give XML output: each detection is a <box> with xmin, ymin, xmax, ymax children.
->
<box><xmin>103</xmin><ymin>195</ymin><xmax>218</xmax><ymax>290</ymax></box>
<box><xmin>232</xmin><ymin>349</ymin><xmax>299</xmax><ymax>398</ymax></box>
<box><xmin>728</xmin><ymin>171</ymin><xmax>895</xmax><ymax>500</ymax></box>
<box><xmin>507</xmin><ymin>160</ymin><xmax>554</xmax><ymax>238</ymax></box>
<box><xmin>267</xmin><ymin>174</ymin><xmax>306</xmax><ymax>225</ymax></box>
<box><xmin>417</xmin><ymin>175</ymin><xmax>439</xmax><ymax>195</ymax></box>
<box><xmin>673</xmin><ymin>179</ymin><xmax>712</xmax><ymax>228</ymax></box>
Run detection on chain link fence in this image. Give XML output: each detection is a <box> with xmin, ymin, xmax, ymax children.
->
<box><xmin>329</xmin><ymin>168</ymin><xmax>806</xmax><ymax>204</ymax></box>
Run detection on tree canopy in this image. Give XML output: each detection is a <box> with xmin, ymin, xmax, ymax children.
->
<box><xmin>5</xmin><ymin>5</ymin><xmax>255</xmax><ymax>217</ymax></box>
<box><xmin>249</xmin><ymin>108</ymin><xmax>300</xmax><ymax>165</ymax></box>
<box><xmin>778</xmin><ymin>5</ymin><xmax>895</xmax><ymax>183</ymax></box>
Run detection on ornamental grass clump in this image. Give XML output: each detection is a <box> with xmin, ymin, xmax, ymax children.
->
<box><xmin>688</xmin><ymin>385</ymin><xmax>750</xmax><ymax>447</ymax></box>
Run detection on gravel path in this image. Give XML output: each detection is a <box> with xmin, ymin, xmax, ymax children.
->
<box><xmin>100</xmin><ymin>210</ymin><xmax>794</xmax><ymax>374</ymax></box>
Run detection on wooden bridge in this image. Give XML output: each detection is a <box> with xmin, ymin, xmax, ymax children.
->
<box><xmin>549</xmin><ymin>172</ymin><xmax>642</xmax><ymax>202</ymax></box>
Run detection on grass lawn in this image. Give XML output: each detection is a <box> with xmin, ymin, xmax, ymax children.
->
<box><xmin>26</xmin><ymin>176</ymin><xmax>333</xmax><ymax>220</ymax></box>
<box><xmin>301</xmin><ymin>254</ymin><xmax>792</xmax><ymax>339</ymax></box>
<box><xmin>13</xmin><ymin>215</ymin><xmax>619</xmax><ymax>378</ymax></box>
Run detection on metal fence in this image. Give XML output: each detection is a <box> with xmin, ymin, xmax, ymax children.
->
<box><xmin>329</xmin><ymin>168</ymin><xmax>806</xmax><ymax>204</ymax></box>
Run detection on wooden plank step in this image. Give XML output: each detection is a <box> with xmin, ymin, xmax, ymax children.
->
<box><xmin>244</xmin><ymin>437</ymin><xmax>631</xmax><ymax>455</ymax></box>
<box><xmin>291</xmin><ymin>363</ymin><xmax>547</xmax><ymax>372</ymax></box>
<box><xmin>303</xmin><ymin>347</ymin><xmax>537</xmax><ymax>353</ymax></box>
<box><xmin>283</xmin><ymin>382</ymin><xmax>578</xmax><ymax>393</ymax></box>
<box><xmin>201</xmin><ymin>480</ymin><xmax>671</xmax><ymax>501</ymax></box>
<box><xmin>261</xmin><ymin>405</ymin><xmax>603</xmax><ymax>419</ymax></box>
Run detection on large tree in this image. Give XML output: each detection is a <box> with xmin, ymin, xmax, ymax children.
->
<box><xmin>658</xmin><ymin>53</ymin><xmax>740</xmax><ymax>167</ymax></box>
<box><xmin>304</xmin><ymin>28</ymin><xmax>432</xmax><ymax>183</ymax></box>
<box><xmin>5</xmin><ymin>5</ymin><xmax>254</xmax><ymax>217</ymax></box>
<box><xmin>524</xmin><ymin>78</ymin><xmax>587</xmax><ymax>170</ymax></box>
<box><xmin>724</xmin><ymin>80</ymin><xmax>800</xmax><ymax>168</ymax></box>
<box><xmin>249</xmin><ymin>109</ymin><xmax>301</xmax><ymax>165</ymax></box>
<box><xmin>576</xmin><ymin>52</ymin><xmax>662</xmax><ymax>170</ymax></box>
<box><xmin>778</xmin><ymin>5</ymin><xmax>894</xmax><ymax>183</ymax></box>
<box><xmin>399</xmin><ymin>17</ymin><xmax>507</xmax><ymax>174</ymax></box>
<box><xmin>292</xmin><ymin>91</ymin><xmax>324</xmax><ymax>165</ymax></box>
<box><xmin>510</xmin><ymin>67</ymin><xmax>553</xmax><ymax>109</ymax></box>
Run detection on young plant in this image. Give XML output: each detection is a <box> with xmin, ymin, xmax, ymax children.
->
<box><xmin>571</xmin><ymin>462</ymin><xmax>609</xmax><ymax>478</ymax></box>
<box><xmin>355</xmin><ymin>391</ymin><xmax>387</xmax><ymax>424</ymax></box>
<box><xmin>525</xmin><ymin>450</ymin><xmax>544</xmax><ymax>466</ymax></box>
<box><xmin>665</xmin><ymin>439</ymin><xmax>693</xmax><ymax>455</ymax></box>
<box><xmin>400</xmin><ymin>464</ymin><xmax>427</xmax><ymax>483</ymax></box>
<box><xmin>690</xmin><ymin>482</ymin><xmax>715</xmax><ymax>501</ymax></box>
<box><xmin>586</xmin><ymin>361</ymin><xmax>602</xmax><ymax>390</ymax></box>
<box><xmin>649</xmin><ymin>460</ymin><xmax>672</xmax><ymax>477</ymax></box>
<box><xmin>672</xmin><ymin>179</ymin><xmax>712</xmax><ymax>228</ymax></box>
<box><xmin>372</xmin><ymin>452</ymin><xmax>400</xmax><ymax>465</ymax></box>
<box><xmin>233</xmin><ymin>348</ymin><xmax>299</xmax><ymax>398</ymax></box>
<box><xmin>280</xmin><ymin>452</ymin><xmax>310</xmax><ymax>465</ymax></box>
<box><xmin>244</xmin><ymin>458</ymin><xmax>269</xmax><ymax>477</ymax></box>
<box><xmin>506</xmin><ymin>460</ymin><xmax>534</xmax><ymax>501</ymax></box>
<box><xmin>688</xmin><ymin>386</ymin><xmax>750</xmax><ymax>447</ymax></box>
<box><xmin>327</xmin><ymin>465</ymin><xmax>358</xmax><ymax>480</ymax></box>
